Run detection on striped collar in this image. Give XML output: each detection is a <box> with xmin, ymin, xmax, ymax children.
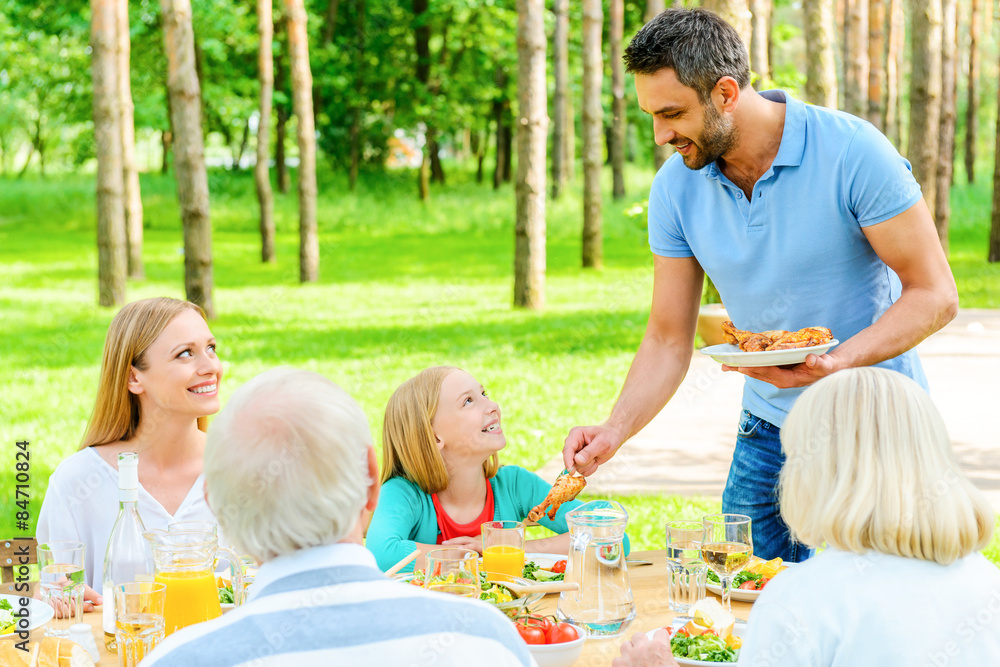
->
<box><xmin>249</xmin><ymin>542</ymin><xmax>380</xmax><ymax>602</ymax></box>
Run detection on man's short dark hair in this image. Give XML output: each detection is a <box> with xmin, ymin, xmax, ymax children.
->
<box><xmin>623</xmin><ymin>8</ymin><xmax>751</xmax><ymax>103</ymax></box>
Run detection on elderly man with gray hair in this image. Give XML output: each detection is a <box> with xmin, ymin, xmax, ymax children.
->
<box><xmin>144</xmin><ymin>368</ymin><xmax>535</xmax><ymax>667</ymax></box>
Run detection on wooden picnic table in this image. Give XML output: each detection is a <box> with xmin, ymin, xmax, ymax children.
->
<box><xmin>82</xmin><ymin>549</ymin><xmax>753</xmax><ymax>665</ymax></box>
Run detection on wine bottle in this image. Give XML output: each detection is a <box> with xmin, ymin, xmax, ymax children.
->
<box><xmin>102</xmin><ymin>452</ymin><xmax>155</xmax><ymax>653</ymax></box>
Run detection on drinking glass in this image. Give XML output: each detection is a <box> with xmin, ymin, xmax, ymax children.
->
<box><xmin>422</xmin><ymin>548</ymin><xmax>480</xmax><ymax>598</ymax></box>
<box><xmin>37</xmin><ymin>541</ymin><xmax>86</xmax><ymax>638</ymax></box>
<box><xmin>114</xmin><ymin>582</ymin><xmax>167</xmax><ymax>666</ymax></box>
<box><xmin>481</xmin><ymin>520</ymin><xmax>525</xmax><ymax>581</ymax></box>
<box><xmin>701</xmin><ymin>514</ymin><xmax>753</xmax><ymax>611</ymax></box>
<box><xmin>664</xmin><ymin>520</ymin><xmax>708</xmax><ymax>613</ymax></box>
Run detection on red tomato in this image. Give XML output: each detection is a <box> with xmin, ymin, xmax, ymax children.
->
<box><xmin>518</xmin><ymin>616</ymin><xmax>552</xmax><ymax>635</ymax></box>
<box><xmin>516</xmin><ymin>624</ymin><xmax>546</xmax><ymax>645</ymax></box>
<box><xmin>676</xmin><ymin>627</ymin><xmax>690</xmax><ymax>637</ymax></box>
<box><xmin>758</xmin><ymin>577</ymin><xmax>770</xmax><ymax>589</ymax></box>
<box><xmin>739</xmin><ymin>580</ymin><xmax>758</xmax><ymax>590</ymax></box>
<box><xmin>551</xmin><ymin>560</ymin><xmax>567</xmax><ymax>574</ymax></box>
<box><xmin>702</xmin><ymin>628</ymin><xmax>717</xmax><ymax>637</ymax></box>
<box><xmin>546</xmin><ymin>623</ymin><xmax>579</xmax><ymax>644</ymax></box>
<box><xmin>660</xmin><ymin>626</ymin><xmax>676</xmax><ymax>637</ymax></box>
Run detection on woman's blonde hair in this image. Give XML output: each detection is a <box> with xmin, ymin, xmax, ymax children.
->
<box><xmin>779</xmin><ymin>367</ymin><xmax>994</xmax><ymax>565</ymax></box>
<box><xmin>380</xmin><ymin>366</ymin><xmax>500</xmax><ymax>494</ymax></box>
<box><xmin>80</xmin><ymin>297</ymin><xmax>209</xmax><ymax>449</ymax></box>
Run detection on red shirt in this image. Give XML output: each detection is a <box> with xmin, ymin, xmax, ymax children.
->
<box><xmin>432</xmin><ymin>482</ymin><xmax>495</xmax><ymax>544</ymax></box>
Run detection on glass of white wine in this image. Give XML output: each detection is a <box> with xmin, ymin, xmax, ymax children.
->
<box><xmin>701</xmin><ymin>514</ymin><xmax>752</xmax><ymax>612</ymax></box>
<box><xmin>37</xmin><ymin>541</ymin><xmax>87</xmax><ymax>637</ymax></box>
<box><xmin>423</xmin><ymin>548</ymin><xmax>480</xmax><ymax>598</ymax></box>
<box><xmin>115</xmin><ymin>582</ymin><xmax>167</xmax><ymax>667</ymax></box>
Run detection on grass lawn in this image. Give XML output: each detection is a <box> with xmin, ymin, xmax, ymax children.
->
<box><xmin>1</xmin><ymin>163</ymin><xmax>998</xmax><ymax>559</ymax></box>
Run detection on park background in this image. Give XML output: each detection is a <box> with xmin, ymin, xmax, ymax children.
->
<box><xmin>1</xmin><ymin>0</ymin><xmax>998</xmax><ymax>561</ymax></box>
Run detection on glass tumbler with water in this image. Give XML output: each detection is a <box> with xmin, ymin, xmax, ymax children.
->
<box><xmin>556</xmin><ymin>500</ymin><xmax>635</xmax><ymax>638</ymax></box>
<box><xmin>115</xmin><ymin>582</ymin><xmax>167</xmax><ymax>666</ymax></box>
<box><xmin>38</xmin><ymin>541</ymin><xmax>86</xmax><ymax>638</ymax></box>
<box><xmin>664</xmin><ymin>520</ymin><xmax>708</xmax><ymax>613</ymax></box>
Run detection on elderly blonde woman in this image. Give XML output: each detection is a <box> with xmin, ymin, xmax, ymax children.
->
<box><xmin>37</xmin><ymin>297</ymin><xmax>222</xmax><ymax>593</ymax></box>
<box><xmin>143</xmin><ymin>368</ymin><xmax>534</xmax><ymax>667</ymax></box>
<box><xmin>734</xmin><ymin>368</ymin><xmax>1000</xmax><ymax>665</ymax></box>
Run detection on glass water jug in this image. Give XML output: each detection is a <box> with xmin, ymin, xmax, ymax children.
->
<box><xmin>556</xmin><ymin>500</ymin><xmax>635</xmax><ymax>637</ymax></box>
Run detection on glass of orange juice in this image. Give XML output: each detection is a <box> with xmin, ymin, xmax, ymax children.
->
<box><xmin>482</xmin><ymin>520</ymin><xmax>525</xmax><ymax>581</ymax></box>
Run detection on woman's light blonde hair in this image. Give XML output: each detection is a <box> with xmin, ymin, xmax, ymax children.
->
<box><xmin>79</xmin><ymin>297</ymin><xmax>209</xmax><ymax>449</ymax></box>
<box><xmin>380</xmin><ymin>366</ymin><xmax>500</xmax><ymax>494</ymax></box>
<box><xmin>205</xmin><ymin>368</ymin><xmax>373</xmax><ymax>562</ymax></box>
<box><xmin>779</xmin><ymin>367</ymin><xmax>994</xmax><ymax>565</ymax></box>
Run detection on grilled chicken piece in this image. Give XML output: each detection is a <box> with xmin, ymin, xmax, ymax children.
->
<box><xmin>765</xmin><ymin>326</ymin><xmax>833</xmax><ymax>351</ymax></box>
<box><xmin>721</xmin><ymin>321</ymin><xmax>755</xmax><ymax>347</ymax></box>
<box><xmin>527</xmin><ymin>472</ymin><xmax>587</xmax><ymax>522</ymax></box>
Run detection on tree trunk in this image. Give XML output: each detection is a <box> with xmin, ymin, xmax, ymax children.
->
<box><xmin>161</xmin><ymin>0</ymin><xmax>215</xmax><ymax>317</ymax></box>
<box><xmin>514</xmin><ymin>0</ymin><xmax>547</xmax><ymax>309</ymax></box>
<box><xmin>565</xmin><ymin>91</ymin><xmax>576</xmax><ymax>180</ymax></box>
<box><xmin>493</xmin><ymin>71</ymin><xmax>507</xmax><ymax>190</ymax></box>
<box><xmin>476</xmin><ymin>129</ymin><xmax>486</xmax><ymax>183</ymax></box>
<box><xmin>233</xmin><ymin>118</ymin><xmax>250</xmax><ymax>169</ymax></box>
<box><xmin>428</xmin><ymin>131</ymin><xmax>445</xmax><ymax>184</ymax></box>
<box><xmin>551</xmin><ymin>0</ymin><xmax>569</xmax><ymax>198</ymax></box>
<box><xmin>257</xmin><ymin>0</ymin><xmax>275</xmax><ymax>263</ymax></box>
<box><xmin>749</xmin><ymin>0</ymin><xmax>771</xmax><ymax>87</ymax></box>
<box><xmin>867</xmin><ymin>0</ymin><xmax>885</xmax><ymax>130</ymax></box>
<box><xmin>844</xmin><ymin>0</ymin><xmax>869</xmax><ymax>117</ymax></box>
<box><xmin>348</xmin><ymin>0</ymin><xmax>365</xmax><ymax>191</ymax></box>
<box><xmin>803</xmin><ymin>0</ymin><xmax>839</xmax><ymax>107</ymax></box>
<box><xmin>581</xmin><ymin>0</ymin><xmax>603</xmax><ymax>269</ymax></box>
<box><xmin>965</xmin><ymin>0</ymin><xmax>981</xmax><ymax>183</ymax></box>
<box><xmin>502</xmin><ymin>117</ymin><xmax>513</xmax><ymax>183</ymax></box>
<box><xmin>885</xmin><ymin>0</ymin><xmax>903</xmax><ymax>145</ymax></box>
<box><xmin>93</xmin><ymin>0</ymin><xmax>127</xmax><ymax>307</ymax></box>
<box><xmin>703</xmin><ymin>0</ymin><xmax>751</xmax><ymax>47</ymax></box>
<box><xmin>161</xmin><ymin>129</ymin><xmax>171</xmax><ymax>173</ymax></box>
<box><xmin>118</xmin><ymin>0</ymin><xmax>144</xmax><ymax>279</ymax></box>
<box><xmin>908</xmin><ymin>0</ymin><xmax>942</xmax><ymax>218</ymax></box>
<box><xmin>646</xmin><ymin>0</ymin><xmax>670</xmax><ymax>170</ymax></box>
<box><xmin>934</xmin><ymin>0</ymin><xmax>957</xmax><ymax>252</ymax></box>
<box><xmin>414</xmin><ymin>0</ymin><xmax>433</xmax><ymax>199</ymax></box>
<box><xmin>275</xmin><ymin>20</ymin><xmax>290</xmax><ymax>194</ymax></box>
<box><xmin>610</xmin><ymin>0</ymin><xmax>625</xmax><ymax>200</ymax></box>
<box><xmin>990</xmin><ymin>67</ymin><xmax>1000</xmax><ymax>261</ymax></box>
<box><xmin>312</xmin><ymin>0</ymin><xmax>340</xmax><ymax>121</ymax></box>
<box><xmin>284</xmin><ymin>0</ymin><xmax>319</xmax><ymax>283</ymax></box>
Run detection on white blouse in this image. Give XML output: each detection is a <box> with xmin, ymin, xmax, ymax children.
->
<box><xmin>36</xmin><ymin>447</ymin><xmax>215</xmax><ymax>589</ymax></box>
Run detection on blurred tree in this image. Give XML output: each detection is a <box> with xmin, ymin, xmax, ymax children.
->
<box><xmin>645</xmin><ymin>0</ymin><xmax>670</xmax><ymax>170</ymax></box>
<box><xmin>884</xmin><ymin>0</ymin><xmax>903</xmax><ymax>145</ymax></box>
<box><xmin>92</xmin><ymin>0</ymin><xmax>127</xmax><ymax>306</ymax></box>
<box><xmin>867</xmin><ymin>0</ymin><xmax>885</xmax><ymax>130</ymax></box>
<box><xmin>582</xmin><ymin>0</ymin><xmax>602</xmax><ymax>269</ymax></box>
<box><xmin>965</xmin><ymin>0</ymin><xmax>981</xmax><ymax>184</ymax></box>
<box><xmin>803</xmin><ymin>0</ymin><xmax>838</xmax><ymax>107</ymax></box>
<box><xmin>256</xmin><ymin>0</ymin><xmax>275</xmax><ymax>263</ymax></box>
<box><xmin>161</xmin><ymin>0</ymin><xmax>215</xmax><ymax>317</ymax></box>
<box><xmin>609</xmin><ymin>0</ymin><xmax>626</xmax><ymax>200</ymax></box>
<box><xmin>935</xmin><ymin>0</ymin><xmax>958</xmax><ymax>253</ymax></box>
<box><xmin>908</xmin><ymin>0</ymin><xmax>942</xmax><ymax>222</ymax></box>
<box><xmin>843</xmin><ymin>0</ymin><xmax>868</xmax><ymax>118</ymax></box>
<box><xmin>118</xmin><ymin>0</ymin><xmax>143</xmax><ymax>279</ymax></box>
<box><xmin>551</xmin><ymin>0</ymin><xmax>569</xmax><ymax>198</ymax></box>
<box><xmin>284</xmin><ymin>0</ymin><xmax>318</xmax><ymax>283</ymax></box>
<box><xmin>750</xmin><ymin>0</ymin><xmax>771</xmax><ymax>87</ymax></box>
<box><xmin>513</xmin><ymin>0</ymin><xmax>546</xmax><ymax>309</ymax></box>
<box><xmin>704</xmin><ymin>0</ymin><xmax>751</xmax><ymax>46</ymax></box>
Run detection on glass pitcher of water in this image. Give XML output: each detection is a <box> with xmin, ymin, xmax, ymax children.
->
<box><xmin>556</xmin><ymin>500</ymin><xmax>635</xmax><ymax>637</ymax></box>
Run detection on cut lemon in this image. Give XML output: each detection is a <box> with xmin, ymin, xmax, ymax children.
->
<box><xmin>693</xmin><ymin>609</ymin><xmax>714</xmax><ymax>628</ymax></box>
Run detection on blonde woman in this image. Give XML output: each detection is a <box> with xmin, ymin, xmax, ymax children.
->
<box><xmin>37</xmin><ymin>297</ymin><xmax>223</xmax><ymax>591</ymax></box>
<box><xmin>366</xmin><ymin>367</ymin><xmax>619</xmax><ymax>573</ymax></box>
<box><xmin>735</xmin><ymin>368</ymin><xmax>1000</xmax><ymax>665</ymax></box>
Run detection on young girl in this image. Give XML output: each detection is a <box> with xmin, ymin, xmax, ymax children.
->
<box><xmin>367</xmin><ymin>366</ymin><xmax>590</xmax><ymax>573</ymax></box>
<box><xmin>37</xmin><ymin>297</ymin><xmax>223</xmax><ymax>593</ymax></box>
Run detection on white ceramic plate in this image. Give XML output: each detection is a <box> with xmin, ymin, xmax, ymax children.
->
<box><xmin>705</xmin><ymin>562</ymin><xmax>796</xmax><ymax>602</ymax></box>
<box><xmin>699</xmin><ymin>340</ymin><xmax>838</xmax><ymax>368</ymax></box>
<box><xmin>0</xmin><ymin>593</ymin><xmax>55</xmax><ymax>639</ymax></box>
<box><xmin>646</xmin><ymin>620</ymin><xmax>747</xmax><ymax>666</ymax></box>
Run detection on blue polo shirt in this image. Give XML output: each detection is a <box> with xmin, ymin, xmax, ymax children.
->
<box><xmin>648</xmin><ymin>90</ymin><xmax>927</xmax><ymax>427</ymax></box>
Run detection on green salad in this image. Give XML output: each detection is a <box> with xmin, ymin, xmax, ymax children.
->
<box><xmin>706</xmin><ymin>569</ymin><xmax>763</xmax><ymax>588</ymax></box>
<box><xmin>670</xmin><ymin>633</ymin><xmax>739</xmax><ymax>663</ymax></box>
<box><xmin>0</xmin><ymin>599</ymin><xmax>16</xmax><ymax>635</ymax></box>
<box><xmin>522</xmin><ymin>561</ymin><xmax>564</xmax><ymax>582</ymax></box>
<box><xmin>218</xmin><ymin>583</ymin><xmax>235</xmax><ymax>604</ymax></box>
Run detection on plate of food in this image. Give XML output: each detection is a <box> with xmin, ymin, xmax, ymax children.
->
<box><xmin>700</xmin><ymin>322</ymin><xmax>837</xmax><ymax>367</ymax></box>
<box><xmin>0</xmin><ymin>594</ymin><xmax>55</xmax><ymax>639</ymax></box>
<box><xmin>397</xmin><ymin>571</ymin><xmax>544</xmax><ymax>618</ymax></box>
<box><xmin>705</xmin><ymin>557</ymin><xmax>792</xmax><ymax>602</ymax></box>
<box><xmin>645</xmin><ymin>598</ymin><xmax>745</xmax><ymax>665</ymax></box>
<box><xmin>521</xmin><ymin>553</ymin><xmax>567</xmax><ymax>585</ymax></box>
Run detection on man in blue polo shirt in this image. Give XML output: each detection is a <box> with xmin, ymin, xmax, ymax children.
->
<box><xmin>562</xmin><ymin>8</ymin><xmax>958</xmax><ymax>562</ymax></box>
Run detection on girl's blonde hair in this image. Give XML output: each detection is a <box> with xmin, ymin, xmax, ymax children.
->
<box><xmin>779</xmin><ymin>367</ymin><xmax>994</xmax><ymax>565</ymax></box>
<box><xmin>80</xmin><ymin>297</ymin><xmax>209</xmax><ymax>449</ymax></box>
<box><xmin>380</xmin><ymin>366</ymin><xmax>499</xmax><ymax>494</ymax></box>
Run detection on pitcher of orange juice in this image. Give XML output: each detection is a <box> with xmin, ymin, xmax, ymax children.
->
<box><xmin>144</xmin><ymin>528</ymin><xmax>244</xmax><ymax>636</ymax></box>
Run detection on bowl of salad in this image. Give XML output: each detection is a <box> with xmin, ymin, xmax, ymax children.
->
<box><xmin>0</xmin><ymin>594</ymin><xmax>54</xmax><ymax>639</ymax></box>
<box><xmin>400</xmin><ymin>570</ymin><xmax>544</xmax><ymax>618</ymax></box>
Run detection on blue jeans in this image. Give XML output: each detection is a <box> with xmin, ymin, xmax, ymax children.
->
<box><xmin>721</xmin><ymin>410</ymin><xmax>814</xmax><ymax>563</ymax></box>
